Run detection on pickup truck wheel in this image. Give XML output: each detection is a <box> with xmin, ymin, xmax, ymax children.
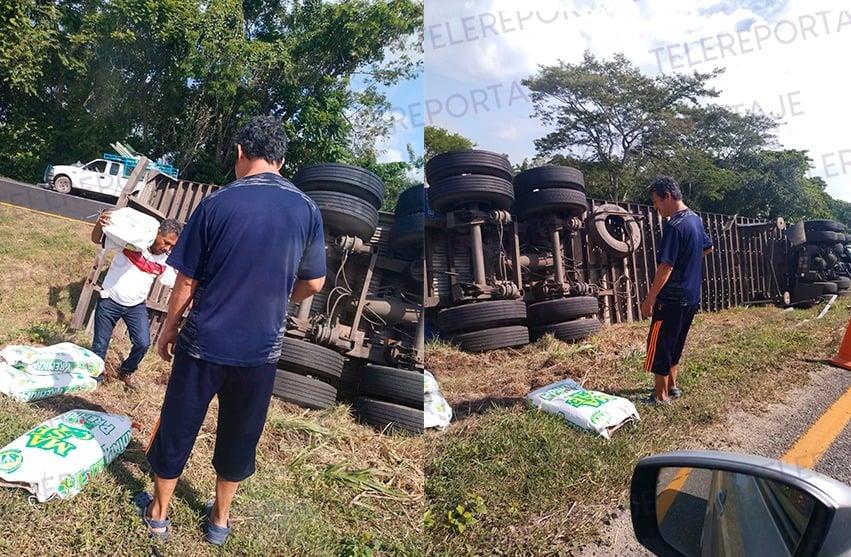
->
<box><xmin>53</xmin><ymin>176</ymin><xmax>72</xmax><ymax>194</ymax></box>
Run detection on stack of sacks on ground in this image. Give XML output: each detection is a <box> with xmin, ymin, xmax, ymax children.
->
<box><xmin>0</xmin><ymin>342</ymin><xmax>104</xmax><ymax>402</ymax></box>
<box><xmin>0</xmin><ymin>409</ymin><xmax>132</xmax><ymax>501</ymax></box>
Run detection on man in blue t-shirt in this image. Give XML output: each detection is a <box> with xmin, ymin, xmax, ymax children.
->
<box><xmin>136</xmin><ymin>116</ymin><xmax>327</xmax><ymax>544</ymax></box>
<box><xmin>641</xmin><ymin>176</ymin><xmax>714</xmax><ymax>405</ymax></box>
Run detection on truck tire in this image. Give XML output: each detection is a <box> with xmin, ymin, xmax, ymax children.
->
<box><xmin>806</xmin><ymin>230</ymin><xmax>841</xmax><ymax>243</ymax></box>
<box><xmin>791</xmin><ymin>282</ymin><xmax>824</xmax><ymax>304</ymax></box>
<box><xmin>587</xmin><ymin>203</ymin><xmax>642</xmax><ymax>258</ymax></box>
<box><xmin>513</xmin><ymin>166</ymin><xmax>585</xmax><ymax>197</ymax></box>
<box><xmin>53</xmin><ymin>175</ymin><xmax>72</xmax><ymax>194</ymax></box>
<box><xmin>273</xmin><ymin>370</ymin><xmax>338</xmax><ymax>410</ymax></box>
<box><xmin>390</xmin><ymin>213</ymin><xmax>424</xmax><ymax>258</ymax></box>
<box><xmin>812</xmin><ymin>281</ymin><xmax>838</xmax><ymax>294</ymax></box>
<box><xmin>395</xmin><ymin>184</ymin><xmax>424</xmax><ymax>217</ymax></box>
<box><xmin>449</xmin><ymin>325</ymin><xmax>530</xmax><ymax>352</ymax></box>
<box><xmin>358</xmin><ymin>365</ymin><xmax>424</xmax><ymax>409</ymax></box>
<box><xmin>355</xmin><ymin>397</ymin><xmax>424</xmax><ymax>435</ymax></box>
<box><xmin>804</xmin><ymin>220</ymin><xmax>845</xmax><ymax>233</ymax></box>
<box><xmin>514</xmin><ymin>188</ymin><xmax>588</xmax><ymax>220</ymax></box>
<box><xmin>531</xmin><ymin>316</ymin><xmax>602</xmax><ymax>342</ymax></box>
<box><xmin>835</xmin><ymin>276</ymin><xmax>851</xmax><ymax>290</ymax></box>
<box><xmin>427</xmin><ymin>174</ymin><xmax>514</xmax><ymax>212</ymax></box>
<box><xmin>437</xmin><ymin>300</ymin><xmax>527</xmax><ymax>334</ymax></box>
<box><xmin>293</xmin><ymin>163</ymin><xmax>385</xmax><ymax>209</ymax></box>
<box><xmin>527</xmin><ymin>296</ymin><xmax>600</xmax><ymax>326</ymax></box>
<box><xmin>279</xmin><ymin>337</ymin><xmax>345</xmax><ymax>382</ymax></box>
<box><xmin>425</xmin><ymin>150</ymin><xmax>512</xmax><ymax>183</ymax></box>
<box><xmin>306</xmin><ymin>190</ymin><xmax>379</xmax><ymax>240</ymax></box>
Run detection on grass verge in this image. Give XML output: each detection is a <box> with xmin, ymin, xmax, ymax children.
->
<box><xmin>425</xmin><ymin>303</ymin><xmax>850</xmax><ymax>556</ymax></box>
<box><xmin>0</xmin><ymin>204</ymin><xmax>424</xmax><ymax>556</ymax></box>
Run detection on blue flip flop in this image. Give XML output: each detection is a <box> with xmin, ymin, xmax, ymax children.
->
<box><xmin>133</xmin><ymin>492</ymin><xmax>170</xmax><ymax>541</ymax></box>
<box><xmin>643</xmin><ymin>394</ymin><xmax>672</xmax><ymax>406</ymax></box>
<box><xmin>203</xmin><ymin>501</ymin><xmax>232</xmax><ymax>546</ymax></box>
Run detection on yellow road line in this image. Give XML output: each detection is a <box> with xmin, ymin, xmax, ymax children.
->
<box><xmin>0</xmin><ymin>200</ymin><xmax>94</xmax><ymax>226</ymax></box>
<box><xmin>781</xmin><ymin>386</ymin><xmax>851</xmax><ymax>468</ymax></box>
<box><xmin>657</xmin><ymin>467</ymin><xmax>692</xmax><ymax>520</ymax></box>
<box><xmin>657</xmin><ymin>385</ymin><xmax>851</xmax><ymax>522</ymax></box>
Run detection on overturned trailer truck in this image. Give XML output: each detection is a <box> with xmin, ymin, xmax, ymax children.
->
<box><xmin>70</xmin><ymin>159</ymin><xmax>425</xmax><ymax>435</ymax></box>
<box><xmin>424</xmin><ymin>150</ymin><xmax>806</xmax><ymax>357</ymax></box>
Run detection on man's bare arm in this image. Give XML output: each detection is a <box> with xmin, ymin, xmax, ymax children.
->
<box><xmin>646</xmin><ymin>263</ymin><xmax>674</xmax><ymax>306</ymax></box>
<box><xmin>156</xmin><ymin>271</ymin><xmax>197</xmax><ymax>361</ymax></box>
<box><xmin>291</xmin><ymin>277</ymin><xmax>325</xmax><ymax>303</ymax></box>
<box><xmin>91</xmin><ymin>210</ymin><xmax>111</xmax><ymax>244</ymax></box>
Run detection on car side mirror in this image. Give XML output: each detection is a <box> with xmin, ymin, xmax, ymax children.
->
<box><xmin>630</xmin><ymin>451</ymin><xmax>851</xmax><ymax>556</ymax></box>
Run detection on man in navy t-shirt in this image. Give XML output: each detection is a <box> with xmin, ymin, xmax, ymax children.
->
<box><xmin>136</xmin><ymin>116</ymin><xmax>327</xmax><ymax>544</ymax></box>
<box><xmin>641</xmin><ymin>176</ymin><xmax>713</xmax><ymax>405</ymax></box>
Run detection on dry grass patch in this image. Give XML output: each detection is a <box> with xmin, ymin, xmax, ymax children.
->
<box><xmin>0</xmin><ymin>205</ymin><xmax>424</xmax><ymax>556</ymax></box>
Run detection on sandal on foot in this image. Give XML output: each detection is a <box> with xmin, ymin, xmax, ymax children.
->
<box><xmin>133</xmin><ymin>492</ymin><xmax>170</xmax><ymax>541</ymax></box>
<box><xmin>669</xmin><ymin>387</ymin><xmax>682</xmax><ymax>399</ymax></box>
<box><xmin>643</xmin><ymin>395</ymin><xmax>671</xmax><ymax>406</ymax></box>
<box><xmin>203</xmin><ymin>501</ymin><xmax>232</xmax><ymax>546</ymax></box>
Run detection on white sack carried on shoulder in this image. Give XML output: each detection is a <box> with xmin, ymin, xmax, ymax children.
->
<box><xmin>102</xmin><ymin>207</ymin><xmax>159</xmax><ymax>252</ymax></box>
<box><xmin>0</xmin><ymin>410</ymin><xmax>132</xmax><ymax>502</ymax></box>
<box><xmin>527</xmin><ymin>379</ymin><xmax>640</xmax><ymax>439</ymax></box>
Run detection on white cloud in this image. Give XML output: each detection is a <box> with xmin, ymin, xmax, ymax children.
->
<box><xmin>425</xmin><ymin>0</ymin><xmax>851</xmax><ymax>202</ymax></box>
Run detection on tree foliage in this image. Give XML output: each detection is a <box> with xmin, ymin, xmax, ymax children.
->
<box><xmin>524</xmin><ymin>52</ymin><xmax>847</xmax><ymax>225</ymax></box>
<box><xmin>424</xmin><ymin>126</ymin><xmax>474</xmax><ymax>161</ymax></box>
<box><xmin>0</xmin><ymin>0</ymin><xmax>422</xmax><ymax>186</ymax></box>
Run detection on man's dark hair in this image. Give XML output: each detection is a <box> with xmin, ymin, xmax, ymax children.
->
<box><xmin>647</xmin><ymin>175</ymin><xmax>682</xmax><ymax>201</ymax></box>
<box><xmin>159</xmin><ymin>218</ymin><xmax>183</xmax><ymax>237</ymax></box>
<box><xmin>231</xmin><ymin>115</ymin><xmax>288</xmax><ymax>164</ymax></box>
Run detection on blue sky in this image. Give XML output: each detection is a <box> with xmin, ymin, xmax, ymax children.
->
<box><xmin>425</xmin><ymin>0</ymin><xmax>851</xmax><ymax>202</ymax></box>
<box><xmin>375</xmin><ymin>74</ymin><xmax>424</xmax><ymax>166</ymax></box>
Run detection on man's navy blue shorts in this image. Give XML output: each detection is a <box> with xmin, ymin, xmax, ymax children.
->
<box><xmin>145</xmin><ymin>344</ymin><xmax>276</xmax><ymax>482</ymax></box>
<box><xmin>645</xmin><ymin>301</ymin><xmax>700</xmax><ymax>376</ymax></box>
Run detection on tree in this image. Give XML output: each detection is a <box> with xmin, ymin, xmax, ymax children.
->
<box><xmin>523</xmin><ymin>51</ymin><xmax>777</xmax><ymax>202</ymax></box>
<box><xmin>0</xmin><ymin>0</ymin><xmax>422</xmax><ymax>185</ymax></box>
<box><xmin>357</xmin><ymin>144</ymin><xmax>422</xmax><ymax>211</ymax></box>
<box><xmin>424</xmin><ymin>126</ymin><xmax>474</xmax><ymax>161</ymax></box>
<box><xmin>706</xmin><ymin>150</ymin><xmax>832</xmax><ymax>221</ymax></box>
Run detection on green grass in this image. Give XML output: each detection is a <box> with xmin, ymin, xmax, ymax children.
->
<box><xmin>425</xmin><ymin>304</ymin><xmax>849</xmax><ymax>555</ymax></box>
<box><xmin>0</xmin><ymin>205</ymin><xmax>424</xmax><ymax>556</ymax></box>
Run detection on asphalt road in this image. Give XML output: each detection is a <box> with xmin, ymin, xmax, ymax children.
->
<box><xmin>579</xmin><ymin>363</ymin><xmax>851</xmax><ymax>557</ymax></box>
<box><xmin>0</xmin><ymin>177</ymin><xmax>113</xmax><ymax>223</ymax></box>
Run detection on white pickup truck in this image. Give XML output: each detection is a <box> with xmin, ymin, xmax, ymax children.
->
<box><xmin>44</xmin><ymin>158</ymin><xmax>140</xmax><ymax>198</ymax></box>
<box><xmin>44</xmin><ymin>152</ymin><xmax>178</xmax><ymax>199</ymax></box>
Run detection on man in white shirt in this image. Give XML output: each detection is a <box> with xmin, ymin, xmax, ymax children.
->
<box><xmin>90</xmin><ymin>210</ymin><xmax>181</xmax><ymax>389</ymax></box>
